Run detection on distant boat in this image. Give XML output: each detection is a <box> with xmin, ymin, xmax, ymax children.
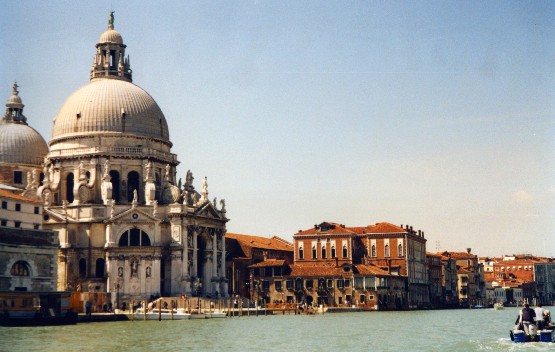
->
<box><xmin>0</xmin><ymin>291</ymin><xmax>77</xmax><ymax>326</ymax></box>
<box><xmin>493</xmin><ymin>302</ymin><xmax>504</xmax><ymax>310</ymax></box>
<box><xmin>471</xmin><ymin>304</ymin><xmax>488</xmax><ymax>309</ymax></box>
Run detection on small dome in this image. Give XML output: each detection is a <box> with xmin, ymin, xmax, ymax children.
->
<box><xmin>6</xmin><ymin>93</ymin><xmax>23</xmax><ymax>108</ymax></box>
<box><xmin>0</xmin><ymin>122</ymin><xmax>48</xmax><ymax>165</ymax></box>
<box><xmin>99</xmin><ymin>28</ymin><xmax>123</xmax><ymax>45</ymax></box>
<box><xmin>51</xmin><ymin>79</ymin><xmax>170</xmax><ymax>143</ymax></box>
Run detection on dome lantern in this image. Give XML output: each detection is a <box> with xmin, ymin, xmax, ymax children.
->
<box><xmin>90</xmin><ymin>12</ymin><xmax>132</xmax><ymax>82</ymax></box>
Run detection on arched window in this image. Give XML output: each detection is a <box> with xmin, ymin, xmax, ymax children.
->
<box><xmin>398</xmin><ymin>243</ymin><xmax>403</xmax><ymax>257</ymax></box>
<box><xmin>96</xmin><ymin>258</ymin><xmax>105</xmax><ymax>278</ymax></box>
<box><xmin>321</xmin><ymin>245</ymin><xmax>327</xmax><ymax>259</ymax></box>
<box><xmin>371</xmin><ymin>245</ymin><xmax>376</xmax><ymax>257</ymax></box>
<box><xmin>384</xmin><ymin>244</ymin><xmax>390</xmax><ymax>257</ymax></box>
<box><xmin>299</xmin><ymin>245</ymin><xmax>304</xmax><ymax>260</ymax></box>
<box><xmin>79</xmin><ymin>258</ymin><xmax>87</xmax><ymax>278</ymax></box>
<box><xmin>342</xmin><ymin>245</ymin><xmax>348</xmax><ymax>258</ymax></box>
<box><xmin>119</xmin><ymin>228</ymin><xmax>151</xmax><ymax>247</ymax></box>
<box><xmin>127</xmin><ymin>171</ymin><xmax>140</xmax><ymax>202</ymax></box>
<box><xmin>11</xmin><ymin>261</ymin><xmax>30</xmax><ymax>276</ymax></box>
<box><xmin>66</xmin><ymin>173</ymin><xmax>74</xmax><ymax>203</ymax></box>
<box><xmin>110</xmin><ymin>170</ymin><xmax>120</xmax><ymax>202</ymax></box>
<box><xmin>331</xmin><ymin>245</ymin><xmax>336</xmax><ymax>258</ymax></box>
<box><xmin>312</xmin><ymin>245</ymin><xmax>317</xmax><ymax>259</ymax></box>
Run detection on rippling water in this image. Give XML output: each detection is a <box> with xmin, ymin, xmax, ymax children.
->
<box><xmin>0</xmin><ymin>307</ymin><xmax>553</xmax><ymax>351</ymax></box>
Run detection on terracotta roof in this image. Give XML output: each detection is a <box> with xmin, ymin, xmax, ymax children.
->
<box><xmin>290</xmin><ymin>264</ymin><xmax>347</xmax><ymax>277</ymax></box>
<box><xmin>444</xmin><ymin>251</ymin><xmax>476</xmax><ymax>260</ymax></box>
<box><xmin>296</xmin><ymin>222</ymin><xmax>357</xmax><ymax>236</ymax></box>
<box><xmin>226</xmin><ymin>233</ymin><xmax>293</xmax><ymax>252</ymax></box>
<box><xmin>249</xmin><ymin>259</ymin><xmax>286</xmax><ymax>268</ymax></box>
<box><xmin>457</xmin><ymin>267</ymin><xmax>471</xmax><ymax>274</ymax></box>
<box><xmin>426</xmin><ymin>252</ymin><xmax>442</xmax><ymax>258</ymax></box>
<box><xmin>0</xmin><ymin>189</ymin><xmax>41</xmax><ymax>203</ymax></box>
<box><xmin>365</xmin><ymin>222</ymin><xmax>407</xmax><ymax>234</ymax></box>
<box><xmin>354</xmin><ymin>264</ymin><xmax>391</xmax><ymax>276</ymax></box>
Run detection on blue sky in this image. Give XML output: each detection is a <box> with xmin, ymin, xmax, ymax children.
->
<box><xmin>1</xmin><ymin>1</ymin><xmax>554</xmax><ymax>256</ymax></box>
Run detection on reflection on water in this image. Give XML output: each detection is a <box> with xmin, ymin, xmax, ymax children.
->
<box><xmin>0</xmin><ymin>307</ymin><xmax>553</xmax><ymax>352</ymax></box>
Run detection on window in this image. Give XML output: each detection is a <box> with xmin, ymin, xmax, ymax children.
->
<box><xmin>338</xmin><ymin>297</ymin><xmax>343</xmax><ymax>304</ymax></box>
<box><xmin>331</xmin><ymin>245</ymin><xmax>336</xmax><ymax>258</ymax></box>
<box><xmin>321</xmin><ymin>246</ymin><xmax>327</xmax><ymax>259</ymax></box>
<box><xmin>398</xmin><ymin>243</ymin><xmax>403</xmax><ymax>257</ymax></box>
<box><xmin>344</xmin><ymin>279</ymin><xmax>350</xmax><ymax>288</ymax></box>
<box><xmin>371</xmin><ymin>245</ymin><xmax>376</xmax><ymax>257</ymax></box>
<box><xmin>33</xmin><ymin>224</ymin><xmax>40</xmax><ymax>230</ymax></box>
<box><xmin>286</xmin><ymin>280</ymin><xmax>293</xmax><ymax>290</ymax></box>
<box><xmin>1</xmin><ymin>201</ymin><xmax>6</xmax><ymax>209</ymax></box>
<box><xmin>275</xmin><ymin>280</ymin><xmax>282</xmax><ymax>291</ymax></box>
<box><xmin>14</xmin><ymin>221</ymin><xmax>21</xmax><ymax>228</ymax></box>
<box><xmin>66</xmin><ymin>173</ymin><xmax>74</xmax><ymax>203</ymax></box>
<box><xmin>15</xmin><ymin>203</ymin><xmax>21</xmax><ymax>212</ymax></box>
<box><xmin>306</xmin><ymin>279</ymin><xmax>314</xmax><ymax>290</ymax></box>
<box><xmin>34</xmin><ymin>207</ymin><xmax>39</xmax><ymax>214</ymax></box>
<box><xmin>327</xmin><ymin>279</ymin><xmax>333</xmax><ymax>288</ymax></box>
<box><xmin>384</xmin><ymin>244</ymin><xmax>390</xmax><ymax>257</ymax></box>
<box><xmin>359</xmin><ymin>294</ymin><xmax>366</xmax><ymax>303</ymax></box>
<box><xmin>274</xmin><ymin>267</ymin><xmax>282</xmax><ymax>277</ymax></box>
<box><xmin>262</xmin><ymin>280</ymin><xmax>270</xmax><ymax>291</ymax></box>
<box><xmin>342</xmin><ymin>245</ymin><xmax>348</xmax><ymax>258</ymax></box>
<box><xmin>337</xmin><ymin>279</ymin><xmax>344</xmax><ymax>289</ymax></box>
<box><xmin>298</xmin><ymin>246</ymin><xmax>304</xmax><ymax>260</ymax></box>
<box><xmin>96</xmin><ymin>258</ymin><xmax>105</xmax><ymax>278</ymax></box>
<box><xmin>119</xmin><ymin>228</ymin><xmax>151</xmax><ymax>246</ymax></box>
<box><xmin>79</xmin><ymin>258</ymin><xmax>87</xmax><ymax>278</ymax></box>
<box><xmin>13</xmin><ymin>171</ymin><xmax>23</xmax><ymax>184</ymax></box>
<box><xmin>312</xmin><ymin>245</ymin><xmax>317</xmax><ymax>259</ymax></box>
<box><xmin>1</xmin><ymin>220</ymin><xmax>6</xmax><ymax>226</ymax></box>
<box><xmin>11</xmin><ymin>261</ymin><xmax>30</xmax><ymax>276</ymax></box>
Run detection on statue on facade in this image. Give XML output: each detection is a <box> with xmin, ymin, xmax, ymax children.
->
<box><xmin>146</xmin><ymin>266</ymin><xmax>151</xmax><ymax>278</ymax></box>
<box><xmin>220</xmin><ymin>199</ymin><xmax>226</xmax><ymax>213</ymax></box>
<box><xmin>132</xmin><ymin>189</ymin><xmax>138</xmax><ymax>207</ymax></box>
<box><xmin>131</xmin><ymin>259</ymin><xmax>138</xmax><ymax>277</ymax></box>
<box><xmin>185</xmin><ymin>170</ymin><xmax>193</xmax><ymax>188</ymax></box>
<box><xmin>152</xmin><ymin>200</ymin><xmax>158</xmax><ymax>217</ymax></box>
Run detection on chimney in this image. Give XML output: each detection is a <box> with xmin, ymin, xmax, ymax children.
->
<box><xmin>467</xmin><ymin>248</ymin><xmax>471</xmax><ymax>254</ymax></box>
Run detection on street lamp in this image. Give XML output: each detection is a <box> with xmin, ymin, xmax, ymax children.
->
<box><xmin>196</xmin><ymin>278</ymin><xmax>202</xmax><ymax>312</ymax></box>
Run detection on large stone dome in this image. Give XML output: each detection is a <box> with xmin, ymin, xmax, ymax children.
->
<box><xmin>50</xmin><ymin>79</ymin><xmax>170</xmax><ymax>144</ymax></box>
<box><xmin>0</xmin><ymin>83</ymin><xmax>48</xmax><ymax>166</ymax></box>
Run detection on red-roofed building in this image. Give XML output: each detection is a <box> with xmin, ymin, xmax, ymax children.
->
<box><xmin>0</xmin><ymin>188</ymin><xmax>43</xmax><ymax>230</ymax></box>
<box><xmin>442</xmin><ymin>249</ymin><xmax>485</xmax><ymax>307</ymax></box>
<box><xmin>225</xmin><ymin>233</ymin><xmax>294</xmax><ymax>299</ymax></box>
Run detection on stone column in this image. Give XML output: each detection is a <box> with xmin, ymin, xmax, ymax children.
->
<box><xmin>182</xmin><ymin>224</ymin><xmax>189</xmax><ymax>277</ymax></box>
<box><xmin>220</xmin><ymin>230</ymin><xmax>228</xmax><ymax>297</ymax></box>
<box><xmin>193</xmin><ymin>229</ymin><xmax>198</xmax><ymax>277</ymax></box>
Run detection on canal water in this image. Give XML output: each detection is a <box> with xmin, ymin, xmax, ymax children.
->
<box><xmin>0</xmin><ymin>307</ymin><xmax>552</xmax><ymax>351</ymax></box>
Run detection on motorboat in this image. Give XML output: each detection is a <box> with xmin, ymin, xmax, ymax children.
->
<box><xmin>0</xmin><ymin>291</ymin><xmax>77</xmax><ymax>326</ymax></box>
<box><xmin>510</xmin><ymin>324</ymin><xmax>555</xmax><ymax>343</ymax></box>
<box><xmin>493</xmin><ymin>302</ymin><xmax>504</xmax><ymax>310</ymax></box>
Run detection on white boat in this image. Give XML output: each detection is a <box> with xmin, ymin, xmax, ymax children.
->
<box><xmin>493</xmin><ymin>302</ymin><xmax>504</xmax><ymax>310</ymax></box>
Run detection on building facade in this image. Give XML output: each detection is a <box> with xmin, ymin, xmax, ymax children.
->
<box><xmin>38</xmin><ymin>15</ymin><xmax>228</xmax><ymax>304</ymax></box>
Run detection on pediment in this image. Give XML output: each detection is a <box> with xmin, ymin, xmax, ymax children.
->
<box><xmin>43</xmin><ymin>207</ymin><xmax>76</xmax><ymax>223</ymax></box>
<box><xmin>106</xmin><ymin>207</ymin><xmax>160</xmax><ymax>224</ymax></box>
<box><xmin>195</xmin><ymin>201</ymin><xmax>223</xmax><ymax>220</ymax></box>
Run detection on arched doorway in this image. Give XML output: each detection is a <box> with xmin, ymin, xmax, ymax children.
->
<box><xmin>127</xmin><ymin>171</ymin><xmax>140</xmax><ymax>202</ymax></box>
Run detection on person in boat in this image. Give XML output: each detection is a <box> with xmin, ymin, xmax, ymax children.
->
<box><xmin>515</xmin><ymin>303</ymin><xmax>536</xmax><ymax>336</ymax></box>
<box><xmin>534</xmin><ymin>304</ymin><xmax>545</xmax><ymax>330</ymax></box>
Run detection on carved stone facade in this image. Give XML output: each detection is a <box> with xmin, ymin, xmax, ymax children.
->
<box><xmin>41</xmin><ymin>16</ymin><xmax>228</xmax><ymax>304</ymax></box>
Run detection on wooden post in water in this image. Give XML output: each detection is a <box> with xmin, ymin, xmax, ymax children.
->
<box><xmin>171</xmin><ymin>300</ymin><xmax>174</xmax><ymax>320</ymax></box>
<box><xmin>158</xmin><ymin>299</ymin><xmax>161</xmax><ymax>321</ymax></box>
<box><xmin>143</xmin><ymin>300</ymin><xmax>147</xmax><ymax>320</ymax></box>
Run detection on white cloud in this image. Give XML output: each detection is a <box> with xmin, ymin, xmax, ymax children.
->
<box><xmin>512</xmin><ymin>190</ymin><xmax>534</xmax><ymax>204</ymax></box>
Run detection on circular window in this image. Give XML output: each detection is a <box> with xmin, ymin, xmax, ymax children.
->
<box><xmin>43</xmin><ymin>214</ymin><xmax>50</xmax><ymax>221</ymax></box>
<box><xmin>132</xmin><ymin>214</ymin><xmax>138</xmax><ymax>219</ymax></box>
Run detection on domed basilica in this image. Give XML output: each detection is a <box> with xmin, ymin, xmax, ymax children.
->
<box><xmin>22</xmin><ymin>15</ymin><xmax>228</xmax><ymax>300</ymax></box>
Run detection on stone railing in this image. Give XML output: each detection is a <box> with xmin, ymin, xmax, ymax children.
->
<box><xmin>48</xmin><ymin>146</ymin><xmax>177</xmax><ymax>162</ymax></box>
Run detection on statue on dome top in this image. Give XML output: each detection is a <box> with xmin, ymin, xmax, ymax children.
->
<box><xmin>108</xmin><ymin>11</ymin><xmax>115</xmax><ymax>28</ymax></box>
